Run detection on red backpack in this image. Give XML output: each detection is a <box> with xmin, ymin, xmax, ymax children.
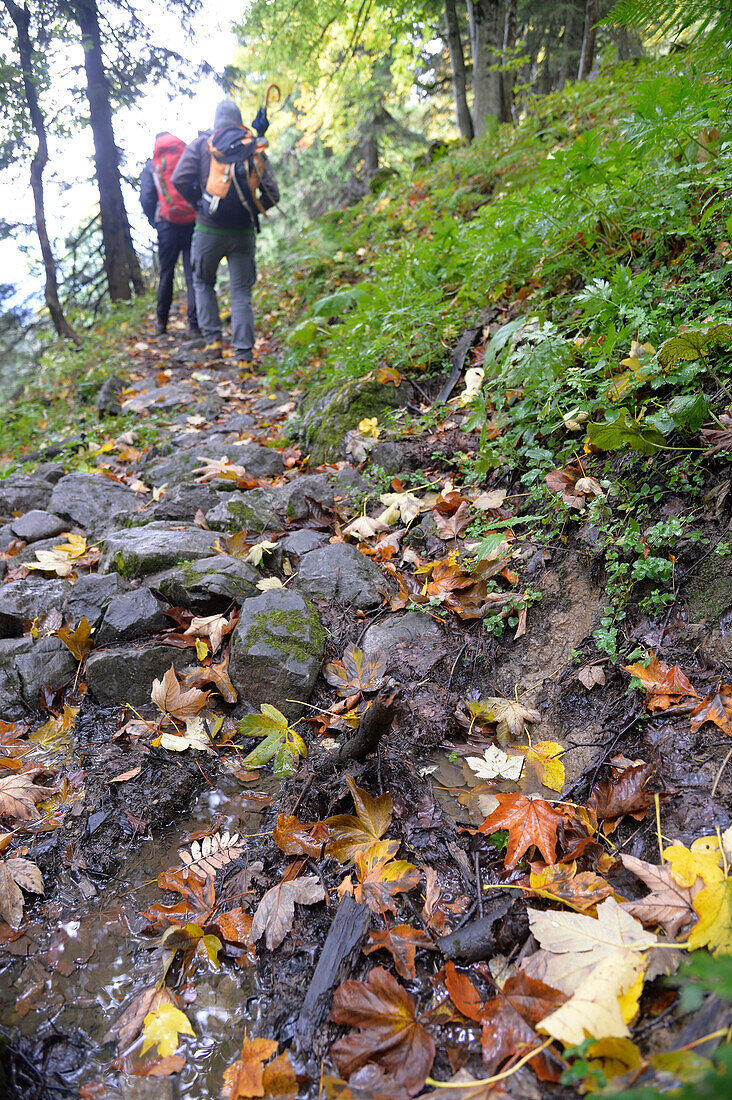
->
<box><xmin>152</xmin><ymin>134</ymin><xmax>196</xmax><ymax>224</ymax></box>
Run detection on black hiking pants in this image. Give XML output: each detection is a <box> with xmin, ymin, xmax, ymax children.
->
<box><xmin>156</xmin><ymin>221</ymin><xmax>197</xmax><ymax>331</ymax></box>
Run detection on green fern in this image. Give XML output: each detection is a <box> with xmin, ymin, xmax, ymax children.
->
<box><xmin>604</xmin><ymin>0</ymin><xmax>732</xmax><ymax>57</ymax></box>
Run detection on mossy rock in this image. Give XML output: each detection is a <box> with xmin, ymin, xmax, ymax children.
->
<box><xmin>299</xmin><ymin>374</ymin><xmax>413</xmax><ymax>465</ymax></box>
<box><xmin>229</xmin><ymin>590</ymin><xmax>325</xmax><ymax>720</ymax></box>
<box><xmin>98</xmin><ymin>525</ymin><xmax>219</xmax><ymax>579</ymax></box>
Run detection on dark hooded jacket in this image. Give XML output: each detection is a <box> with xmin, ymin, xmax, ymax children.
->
<box><xmin>140</xmin><ymin>159</ymin><xmax>159</xmax><ymax>225</ymax></box>
<box><xmin>171</xmin><ymin>100</ymin><xmax>279</xmax><ymax>231</ymax></box>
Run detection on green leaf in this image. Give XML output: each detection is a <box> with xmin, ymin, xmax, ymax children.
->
<box><xmin>587</xmin><ymin>408</ymin><xmax>667</xmax><ymax>456</ymax></box>
<box><xmin>238</xmin><ymin>705</ymin><xmax>289</xmax><ymax>739</ymax></box>
<box><xmin>239</xmin><ymin>705</ymin><xmax>307</xmax><ymax>776</ymax></box>
<box><xmin>658</xmin><ymin>324</ymin><xmax>732</xmax><ymax>368</ymax></box>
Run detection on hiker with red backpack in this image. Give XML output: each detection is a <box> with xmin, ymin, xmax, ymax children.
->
<box><xmin>171</xmin><ymin>100</ymin><xmax>280</xmax><ymax>371</ymax></box>
<box><xmin>140</xmin><ymin>132</ymin><xmax>200</xmax><ymax>337</ymax></box>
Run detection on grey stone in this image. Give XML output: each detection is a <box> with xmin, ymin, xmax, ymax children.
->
<box><xmin>369</xmin><ymin>441</ymin><xmax>417</xmax><ymax>475</ymax></box>
<box><xmin>85</xmin><ymin>644</ymin><xmax>196</xmax><ymax>710</ymax></box>
<box><xmin>229</xmin><ymin>590</ymin><xmax>324</xmax><ymax>719</ymax></box>
<box><xmin>0</xmin><ymin>524</ymin><xmax>15</xmax><ymax>551</ymax></box>
<box><xmin>294</xmin><ymin>543</ymin><xmax>390</xmax><ymax>609</ymax></box>
<box><xmin>15</xmin><ymin>637</ymin><xmax>77</xmax><ymax>709</ymax></box>
<box><xmin>150</xmin><ymin>554</ymin><xmax>260</xmax><ymax>613</ymax></box>
<box><xmin>15</xmin><ymin>538</ymin><xmax>68</xmax><ymax>565</ymax></box>
<box><xmin>99</xmin><ymin>524</ymin><xmax>219</xmax><ymax>578</ymax></box>
<box><xmin>10</xmin><ymin>511</ymin><xmax>69</xmax><ymax>544</ymax></box>
<box><xmin>277</xmin><ymin>468</ymin><xmax>370</xmax><ymax>522</ymax></box>
<box><xmin>122</xmin><ymin>382</ymin><xmax>193</xmax><ymax>413</ymax></box>
<box><xmin>32</xmin><ymin>463</ymin><xmax>66</xmax><ymax>484</ymax></box>
<box><xmin>231</xmin><ymin>444</ymin><xmax>284</xmax><ymax>479</ymax></box>
<box><xmin>0</xmin><ymin>579</ymin><xmax>69</xmax><ymax>637</ymax></box>
<box><xmin>97</xmin><ymin>589</ymin><xmax>169</xmax><ymax>644</ymax></box>
<box><xmin>361</xmin><ymin>612</ymin><xmax>446</xmax><ymax>672</ymax></box>
<box><xmin>49</xmin><ymin>473</ymin><xmax>139</xmax><ymax>534</ymax></box>
<box><xmin>205</xmin><ymin>489</ymin><xmax>281</xmax><ymax>533</ymax></box>
<box><xmin>280</xmin><ymin>529</ymin><xmax>328</xmax><ymax>560</ymax></box>
<box><xmin>65</xmin><ymin>573</ymin><xmax>129</xmax><ymax>629</ymax></box>
<box><xmin>97</xmin><ymin>374</ymin><xmax>124</xmax><ymax>416</ymax></box>
<box><xmin>146</xmin><ymin>483</ymin><xmax>220</xmax><ymax>522</ymax></box>
<box><xmin>0</xmin><ymin>476</ymin><xmax>52</xmax><ymax>516</ymax></box>
<box><xmin>221</xmin><ymin>413</ymin><xmax>256</xmax><ymax>431</ymax></box>
<box><xmin>144</xmin><ymin>442</ymin><xmax>283</xmax><ymax>487</ymax></box>
<box><xmin>0</xmin><ymin>639</ymin><xmax>28</xmax><ymax>720</ymax></box>
<box><xmin>299</xmin><ymin>374</ymin><xmax>414</xmax><ymax>464</ymax></box>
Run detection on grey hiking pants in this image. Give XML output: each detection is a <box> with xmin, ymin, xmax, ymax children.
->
<box><xmin>191</xmin><ymin>227</ymin><xmax>256</xmax><ymax>356</ymax></box>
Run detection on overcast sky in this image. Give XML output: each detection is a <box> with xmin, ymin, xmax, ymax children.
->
<box><xmin>2</xmin><ymin>0</ymin><xmax>241</xmax><ymax>307</ymax></box>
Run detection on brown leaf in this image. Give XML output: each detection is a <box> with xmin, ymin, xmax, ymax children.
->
<box><xmin>221</xmin><ymin>1036</ymin><xmax>278</xmax><ymax>1099</ymax></box>
<box><xmin>324</xmin><ymin>645</ymin><xmax>386</xmax><ymax>697</ymax></box>
<box><xmin>330</xmin><ymin>966</ymin><xmax>436</xmax><ymax>1096</ymax></box>
<box><xmin>689</xmin><ymin>685</ymin><xmax>732</xmax><ymax>737</ymax></box>
<box><xmin>577</xmin><ymin>664</ymin><xmax>606</xmax><ymax>690</ymax></box>
<box><xmin>350</xmin><ymin>854</ymin><xmax>421</xmax><ymax>915</ymax></box>
<box><xmin>0</xmin><ymin>771</ymin><xmax>56</xmax><ymax>822</ymax></box>
<box><xmin>701</xmin><ymin>412</ymin><xmax>732</xmax><ymax>455</ymax></box>
<box><xmin>434</xmin><ymin>501</ymin><xmax>472</xmax><ymax>540</ymax></box>
<box><xmin>56</xmin><ymin>617</ymin><xmax>94</xmax><ymax>661</ymax></box>
<box><xmin>104</xmin><ymin>986</ymin><xmax>176</xmax><ymax>1051</ymax></box>
<box><xmin>443</xmin><ymin>961</ymin><xmax>486</xmax><ymax>1023</ymax></box>
<box><xmin>623</xmin><ymin>653</ymin><xmax>698</xmax><ymax>711</ymax></box>
<box><xmin>184</xmin><ymin>653</ymin><xmax>238</xmax><ymax>704</ymax></box>
<box><xmin>480</xmin><ymin>972</ymin><xmax>566</xmax><ymax>1081</ymax></box>
<box><xmin>151</xmin><ymin>665</ymin><xmax>209</xmax><ymax>720</ymax></box>
<box><xmin>477</xmin><ymin>794</ymin><xmax>567</xmax><ymax>869</ymax></box>
<box><xmin>619</xmin><ymin>853</ymin><xmax>700</xmax><ymax>937</ymax></box>
<box><xmin>248</xmin><ymin>876</ymin><xmax>325</xmax><ymax>950</ymax></box>
<box><xmin>363</xmin><ymin>925</ymin><xmax>435</xmax><ymax>980</ymax></box>
<box><xmin>526</xmin><ymin>861</ymin><xmax>614</xmax><ymax>912</ymax></box>
<box><xmin>262</xmin><ymin>1051</ymin><xmax>298</xmax><ymax>1099</ymax></box>
<box><xmin>588</xmin><ymin>763</ymin><xmax>656</xmax><ymax>833</ymax></box>
<box><xmin>183</xmin><ymin>613</ymin><xmax>235</xmax><ymax>655</ymax></box>
<box><xmin>0</xmin><ymin>856</ymin><xmax>43</xmax><ymax>928</ymax></box>
<box><xmin>272</xmin><ymin>814</ymin><xmax>328</xmax><ymax>858</ymax></box>
<box><xmin>326</xmin><ymin>776</ymin><xmax>399</xmax><ymax>866</ymax></box>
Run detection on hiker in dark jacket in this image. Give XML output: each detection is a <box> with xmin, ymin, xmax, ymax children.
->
<box><xmin>171</xmin><ymin>100</ymin><xmax>280</xmax><ymax>369</ymax></box>
<box><xmin>140</xmin><ymin>141</ymin><xmax>199</xmax><ymax>337</ymax></box>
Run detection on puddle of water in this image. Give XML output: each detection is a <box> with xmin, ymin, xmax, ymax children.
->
<box><xmin>0</xmin><ymin>771</ymin><xmax>279</xmax><ymax>1097</ymax></box>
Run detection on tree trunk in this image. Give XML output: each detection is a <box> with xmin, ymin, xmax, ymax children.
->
<box><xmin>70</xmin><ymin>0</ymin><xmax>144</xmax><ymax>301</ymax></box>
<box><xmin>444</xmin><ymin>0</ymin><xmax>474</xmax><ymax>141</ymax></box>
<box><xmin>578</xmin><ymin>0</ymin><xmax>599</xmax><ymax>81</ymax></box>
<box><xmin>467</xmin><ymin>0</ymin><xmax>507</xmax><ymax>137</ymax></box>
<box><xmin>3</xmin><ymin>0</ymin><xmax>82</xmax><ymax>345</ymax></box>
<box><xmin>501</xmin><ymin>0</ymin><xmax>517</xmax><ymax>123</ymax></box>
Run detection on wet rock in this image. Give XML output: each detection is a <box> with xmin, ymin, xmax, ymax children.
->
<box><xmin>31</xmin><ymin>462</ymin><xmax>66</xmax><ymax>484</ymax></box>
<box><xmin>229</xmin><ymin>444</ymin><xmax>284</xmax><ymax>479</ymax></box>
<box><xmin>65</xmin><ymin>573</ymin><xmax>129</xmax><ymax>629</ymax></box>
<box><xmin>229</xmin><ymin>590</ymin><xmax>324</xmax><ymax>719</ymax></box>
<box><xmin>16</xmin><ymin>637</ymin><xmax>77</xmax><ymax>709</ymax></box>
<box><xmin>277</xmin><ymin>467</ymin><xmax>370</xmax><ymax>521</ymax></box>
<box><xmin>299</xmin><ymin>374</ymin><xmax>414</xmax><ymax>464</ymax></box>
<box><xmin>145</xmin><ymin>442</ymin><xmax>283</xmax><ymax>487</ymax></box>
<box><xmin>280</xmin><ymin>529</ymin><xmax>328</xmax><ymax>560</ymax></box>
<box><xmin>0</xmin><ymin>578</ymin><xmax>69</xmax><ymax>637</ymax></box>
<box><xmin>149</xmin><ymin>555</ymin><xmax>260</xmax><ymax>613</ymax></box>
<box><xmin>96</xmin><ymin>589</ymin><xmax>169</xmax><ymax>645</ymax></box>
<box><xmin>10</xmin><ymin>511</ymin><xmax>69</xmax><ymax>544</ymax></box>
<box><xmin>121</xmin><ymin>381</ymin><xmax>192</xmax><ymax>412</ymax></box>
<box><xmin>369</xmin><ymin>441</ymin><xmax>418</xmax><ymax>475</ymax></box>
<box><xmin>361</xmin><ymin>612</ymin><xmax>447</xmax><ymax>674</ymax></box>
<box><xmin>0</xmin><ymin>639</ymin><xmax>29</xmax><ymax>719</ymax></box>
<box><xmin>294</xmin><ymin>543</ymin><xmax>390</xmax><ymax>609</ymax></box>
<box><xmin>49</xmin><ymin>473</ymin><xmax>138</xmax><ymax>534</ymax></box>
<box><xmin>222</xmin><ymin>413</ymin><xmax>256</xmax><ymax>431</ymax></box>
<box><xmin>205</xmin><ymin>488</ymin><xmax>281</xmax><ymax>533</ymax></box>
<box><xmin>85</xmin><ymin>644</ymin><xmax>195</xmax><ymax>710</ymax></box>
<box><xmin>145</xmin><ymin>482</ymin><xmax>220</xmax><ymax>522</ymax></box>
<box><xmin>99</xmin><ymin>523</ymin><xmax>219</xmax><ymax>578</ymax></box>
<box><xmin>0</xmin><ymin>475</ymin><xmax>53</xmax><ymax>516</ymax></box>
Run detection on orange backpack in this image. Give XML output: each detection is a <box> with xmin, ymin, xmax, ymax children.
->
<box><xmin>203</xmin><ymin>123</ymin><xmax>269</xmax><ymax>227</ymax></box>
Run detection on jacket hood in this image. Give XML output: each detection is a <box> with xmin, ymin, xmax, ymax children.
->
<box><xmin>213</xmin><ymin>100</ymin><xmax>243</xmax><ymax>128</ymax></box>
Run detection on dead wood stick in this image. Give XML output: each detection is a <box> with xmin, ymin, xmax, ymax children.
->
<box><xmin>294</xmin><ymin>894</ymin><xmax>371</xmax><ymax>1050</ymax></box>
<box><xmin>329</xmin><ymin>684</ymin><xmax>401</xmax><ymax>767</ymax></box>
<box><xmin>435</xmin><ymin>324</ymin><xmax>482</xmax><ymax>405</ymax></box>
<box><xmin>437</xmin><ymin>897</ymin><xmax>514</xmax><ymax>962</ymax></box>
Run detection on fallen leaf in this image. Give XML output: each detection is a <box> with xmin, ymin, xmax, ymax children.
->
<box><xmin>194</xmin><ymin>456</ymin><xmax>252</xmax><ymax>483</ymax></box>
<box><xmin>480</xmin><ymin>970</ymin><xmax>566</xmax><ymax>1081</ymax></box>
<box><xmin>342</xmin><ymin>515</ymin><xmax>390</xmax><ymax>540</ymax></box>
<box><xmin>56</xmin><ymin>617</ymin><xmax>94</xmax><ymax>661</ymax></box>
<box><xmin>522</xmin><ymin>898</ymin><xmax>658</xmax><ymax>994</ymax></box>
<box><xmin>221</xmin><ymin>1036</ymin><xmax>278</xmax><ymax>1099</ymax></box>
<box><xmin>256</xmin><ymin>578</ymin><xmax>284</xmax><ymax>591</ymax></box>
<box><xmin>443</xmin><ymin>961</ymin><xmax>486</xmax><ymax>1023</ymax></box>
<box><xmin>326</xmin><ymin>776</ymin><xmax>399</xmax><ymax>866</ymax></box>
<box><xmin>178</xmin><ymin>831</ymin><xmax>246</xmax><ymax>881</ymax></box>
<box><xmin>588</xmin><ymin>762</ymin><xmax>656</xmax><ymax>833</ymax></box>
<box><xmin>109</xmin><ymin>766</ymin><xmax>142</xmax><ymax>784</ymax></box>
<box><xmin>468</xmin><ymin>698</ymin><xmax>541</xmax><ymax>740</ymax></box>
<box><xmin>141</xmin><ymin>1003</ymin><xmax>194</xmax><ymax>1058</ymax></box>
<box><xmin>623</xmin><ymin>653</ymin><xmax>698</xmax><ymax>711</ymax></box>
<box><xmin>325</xmin><ymin>645</ymin><xmax>386</xmax><ymax>696</ymax></box>
<box><xmin>663</xmin><ymin>834</ymin><xmax>727</xmax><ymax>887</ymax></box>
<box><xmin>472</xmin><ymin>489</ymin><xmax>507</xmax><ymax>511</ymax></box>
<box><xmin>363</xmin><ymin>925</ymin><xmax>435</xmax><ymax>980</ymax></box>
<box><xmin>0</xmin><ymin>771</ymin><xmax>56</xmax><ymax>821</ymax></box>
<box><xmin>378</xmin><ymin>490</ymin><xmax>425</xmax><ymax>526</ymax></box>
<box><xmin>478</xmin><ymin>794</ymin><xmax>566</xmax><ymax>869</ymax></box>
<box><xmin>248</xmin><ymin>876</ymin><xmax>325</xmax><ymax>950</ymax></box>
<box><xmin>577</xmin><ymin>664</ymin><xmax>606</xmax><ymax>690</ymax></box>
<box><xmin>687</xmin><ymin>879</ymin><xmax>732</xmax><ymax>956</ymax></box>
<box><xmin>272</xmin><ymin>814</ymin><xmax>328</xmax><ymax>858</ymax></box>
<box><xmin>537</xmin><ymin>950</ymin><xmax>644</xmax><ymax>1045</ymax></box>
<box><xmin>184</xmin><ymin>653</ymin><xmax>238</xmax><ymax>705</ymax></box>
<box><xmin>183</xmin><ymin>613</ymin><xmax>235</xmax><ymax>655</ymax></box>
<box><xmin>0</xmin><ymin>856</ymin><xmax>43</xmax><ymax>928</ymax></box>
<box><xmin>434</xmin><ymin>501</ymin><xmax>472</xmax><ymax>540</ymax></box>
<box><xmin>330</xmin><ymin>966</ymin><xmax>435</xmax><ymax>1096</ymax></box>
<box><xmin>527</xmin><ymin>862</ymin><xmax>614</xmax><ymax>912</ymax></box>
<box><xmin>515</xmin><ymin>741</ymin><xmax>565</xmax><ymax>793</ymax></box>
<box><xmin>619</xmin><ymin>853</ymin><xmax>700</xmax><ymax>937</ymax></box>
<box><xmin>689</xmin><ymin>685</ymin><xmax>732</xmax><ymax>737</ymax></box>
<box><xmin>244</xmin><ymin>540</ymin><xmax>279</xmax><ymax>567</ymax></box>
<box><xmin>159</xmin><ymin>714</ymin><xmax>221</xmax><ymax>753</ymax></box>
<box><xmin>105</xmin><ymin>986</ymin><xmax>176</xmax><ymax>1051</ymax></box>
<box><xmin>151</xmin><ymin>665</ymin><xmax>209</xmax><ymax>720</ymax></box>
<box><xmin>240</xmin><ymin>705</ymin><xmax>307</xmax><ymax>779</ymax></box>
<box><xmin>350</xmin><ymin>854</ymin><xmax>421</xmax><ymax>914</ymax></box>
<box><xmin>465</xmin><ymin>745</ymin><xmax>523</xmax><ymax>783</ymax></box>
<box><xmin>701</xmin><ymin>412</ymin><xmax>732</xmax><ymax>455</ymax></box>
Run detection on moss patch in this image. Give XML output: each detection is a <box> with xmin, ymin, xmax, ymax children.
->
<box><xmin>686</xmin><ymin>553</ymin><xmax>732</xmax><ymax>623</ymax></box>
<box><xmin>242</xmin><ymin>602</ymin><xmax>324</xmax><ymax>664</ymax></box>
<box><xmin>299</xmin><ymin>375</ymin><xmax>412</xmax><ymax>465</ymax></box>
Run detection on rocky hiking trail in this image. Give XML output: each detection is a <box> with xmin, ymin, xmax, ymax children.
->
<box><xmin>0</xmin><ymin>313</ymin><xmax>731</xmax><ymax>1099</ymax></box>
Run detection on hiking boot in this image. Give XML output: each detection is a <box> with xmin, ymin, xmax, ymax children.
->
<box><xmin>155</xmin><ymin>320</ymin><xmax>167</xmax><ymax>336</ymax></box>
<box><xmin>203</xmin><ymin>339</ymin><xmax>224</xmax><ymax>362</ymax></box>
<box><xmin>237</xmin><ymin>359</ymin><xmax>254</xmax><ymax>376</ymax></box>
<box><xmin>188</xmin><ymin>325</ymin><xmax>202</xmax><ymax>338</ymax></box>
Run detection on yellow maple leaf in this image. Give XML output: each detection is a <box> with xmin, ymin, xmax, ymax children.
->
<box><xmin>538</xmin><ymin>950</ymin><xmax>644</xmax><ymax>1045</ymax></box>
<box><xmin>663</xmin><ymin>839</ymin><xmax>725</xmax><ymax>888</ymax></box>
<box><xmin>687</xmin><ymin>879</ymin><xmax>732</xmax><ymax>956</ymax></box>
<box><xmin>141</xmin><ymin>1003</ymin><xmax>194</xmax><ymax>1058</ymax></box>
<box><xmin>519</xmin><ymin>740</ymin><xmax>565</xmax><ymax>792</ymax></box>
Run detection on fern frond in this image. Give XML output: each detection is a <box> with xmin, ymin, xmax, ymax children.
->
<box><xmin>177</xmin><ymin>831</ymin><xmax>246</xmax><ymax>881</ymax></box>
<box><xmin>604</xmin><ymin>0</ymin><xmax>732</xmax><ymax>55</ymax></box>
